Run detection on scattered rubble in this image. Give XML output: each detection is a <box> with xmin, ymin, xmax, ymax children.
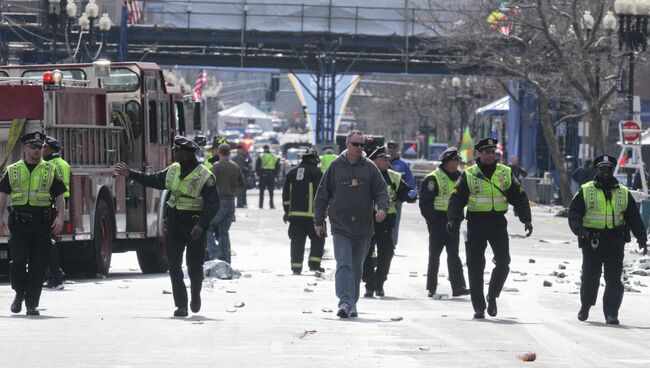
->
<box><xmin>543</xmin><ymin>280</ymin><xmax>553</xmax><ymax>287</ymax></box>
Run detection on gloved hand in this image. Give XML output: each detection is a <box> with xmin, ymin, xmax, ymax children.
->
<box><xmin>446</xmin><ymin>221</ymin><xmax>459</xmax><ymax>235</ymax></box>
<box><xmin>638</xmin><ymin>239</ymin><xmax>648</xmax><ymax>256</ymax></box>
<box><xmin>190</xmin><ymin>224</ymin><xmax>203</xmax><ymax>240</ymax></box>
<box><xmin>524</xmin><ymin>222</ymin><xmax>533</xmax><ymax>237</ymax></box>
<box><xmin>407</xmin><ymin>189</ymin><xmax>418</xmax><ymax>200</ymax></box>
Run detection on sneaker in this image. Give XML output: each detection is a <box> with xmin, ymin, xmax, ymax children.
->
<box><xmin>427</xmin><ymin>290</ymin><xmax>436</xmax><ymax>298</ymax></box>
<box><xmin>337</xmin><ymin>303</ymin><xmax>351</xmax><ymax>319</ymax></box>
<box><xmin>173</xmin><ymin>308</ymin><xmax>188</xmax><ymax>317</ymax></box>
<box><xmin>577</xmin><ymin>305</ymin><xmax>590</xmax><ymax>321</ymax></box>
<box><xmin>350</xmin><ymin>304</ymin><xmax>358</xmax><ymax>318</ymax></box>
<box><xmin>452</xmin><ymin>287</ymin><xmax>470</xmax><ymax>297</ymax></box>
<box><xmin>292</xmin><ymin>270</ymin><xmax>301</xmax><ymax>275</ymax></box>
<box><xmin>606</xmin><ymin>315</ymin><xmax>620</xmax><ymax>325</ymax></box>
<box><xmin>309</xmin><ymin>267</ymin><xmax>325</xmax><ymax>273</ymax></box>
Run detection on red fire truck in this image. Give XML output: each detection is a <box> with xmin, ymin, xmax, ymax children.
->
<box><xmin>0</xmin><ymin>61</ymin><xmax>187</xmax><ymax>277</ymax></box>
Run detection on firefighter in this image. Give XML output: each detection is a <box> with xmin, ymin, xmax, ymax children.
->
<box><xmin>362</xmin><ymin>144</ymin><xmax>414</xmax><ymax>297</ymax></box>
<box><xmin>319</xmin><ymin>146</ymin><xmax>337</xmax><ymax>173</ymax></box>
<box><xmin>419</xmin><ymin>147</ymin><xmax>469</xmax><ymax>298</ymax></box>
<box><xmin>282</xmin><ymin>148</ymin><xmax>325</xmax><ymax>274</ymax></box>
<box><xmin>447</xmin><ymin>137</ymin><xmax>533</xmax><ymax>319</ymax></box>
<box><xmin>114</xmin><ymin>136</ymin><xmax>219</xmax><ymax>317</ymax></box>
<box><xmin>0</xmin><ymin>132</ymin><xmax>66</xmax><ymax>316</ymax></box>
<box><xmin>568</xmin><ymin>154</ymin><xmax>648</xmax><ymax>325</ymax></box>
<box><xmin>43</xmin><ymin>136</ymin><xmax>70</xmax><ymax>290</ymax></box>
<box><xmin>256</xmin><ymin>144</ymin><xmax>280</xmax><ymax>209</ymax></box>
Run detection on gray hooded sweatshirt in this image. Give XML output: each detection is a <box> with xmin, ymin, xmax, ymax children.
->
<box><xmin>314</xmin><ymin>150</ymin><xmax>390</xmax><ymax>239</ymax></box>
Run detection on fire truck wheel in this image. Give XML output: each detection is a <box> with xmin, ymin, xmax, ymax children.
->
<box><xmin>90</xmin><ymin>199</ymin><xmax>114</xmax><ymax>276</ymax></box>
<box><xmin>136</xmin><ymin>239</ymin><xmax>169</xmax><ymax>274</ymax></box>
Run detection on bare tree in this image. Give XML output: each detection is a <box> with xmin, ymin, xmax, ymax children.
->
<box><xmin>418</xmin><ymin>0</ymin><xmax>624</xmax><ymax>206</ymax></box>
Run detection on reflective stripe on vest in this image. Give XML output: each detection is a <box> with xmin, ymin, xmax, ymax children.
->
<box><xmin>164</xmin><ymin>163</ymin><xmax>213</xmax><ymax>211</ymax></box>
<box><xmin>8</xmin><ymin>160</ymin><xmax>56</xmax><ymax>206</ymax></box>
<box><xmin>581</xmin><ymin>181</ymin><xmax>629</xmax><ymax>229</ymax></box>
<box><xmin>427</xmin><ymin>168</ymin><xmax>455</xmax><ymax>211</ymax></box>
<box><xmin>319</xmin><ymin>153</ymin><xmax>337</xmax><ymax>173</ymax></box>
<box><xmin>260</xmin><ymin>152</ymin><xmax>278</xmax><ymax>170</ymax></box>
<box><xmin>375</xmin><ymin>169</ymin><xmax>401</xmax><ymax>214</ymax></box>
<box><xmin>288</xmin><ymin>181</ymin><xmax>315</xmax><ymax>217</ymax></box>
<box><xmin>465</xmin><ymin>164</ymin><xmax>512</xmax><ymax>212</ymax></box>
<box><xmin>48</xmin><ymin>156</ymin><xmax>70</xmax><ymax>198</ymax></box>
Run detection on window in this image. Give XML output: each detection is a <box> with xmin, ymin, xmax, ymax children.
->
<box><xmin>104</xmin><ymin>68</ymin><xmax>140</xmax><ymax>92</ymax></box>
<box><xmin>126</xmin><ymin>101</ymin><xmax>142</xmax><ymax>139</ymax></box>
<box><xmin>160</xmin><ymin>102</ymin><xmax>169</xmax><ymax>144</ymax></box>
<box><xmin>22</xmin><ymin>69</ymin><xmax>86</xmax><ymax>83</ymax></box>
<box><xmin>174</xmin><ymin>101</ymin><xmax>186</xmax><ymax>136</ymax></box>
<box><xmin>148</xmin><ymin>101</ymin><xmax>158</xmax><ymax>143</ymax></box>
<box><xmin>146</xmin><ymin>77</ymin><xmax>158</xmax><ymax>92</ymax></box>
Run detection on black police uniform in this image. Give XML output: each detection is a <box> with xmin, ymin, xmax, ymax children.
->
<box><xmin>44</xmin><ymin>137</ymin><xmax>68</xmax><ymax>288</ymax></box>
<box><xmin>127</xmin><ymin>137</ymin><xmax>219</xmax><ymax>314</ymax></box>
<box><xmin>568</xmin><ymin>155</ymin><xmax>647</xmax><ymax>322</ymax></box>
<box><xmin>447</xmin><ymin>138</ymin><xmax>532</xmax><ymax>316</ymax></box>
<box><xmin>282</xmin><ymin>153</ymin><xmax>324</xmax><ymax>274</ymax></box>
<box><xmin>419</xmin><ymin>148</ymin><xmax>467</xmax><ymax>296</ymax></box>
<box><xmin>362</xmin><ymin>147</ymin><xmax>414</xmax><ymax>296</ymax></box>
<box><xmin>0</xmin><ymin>133</ymin><xmax>66</xmax><ymax>314</ymax></box>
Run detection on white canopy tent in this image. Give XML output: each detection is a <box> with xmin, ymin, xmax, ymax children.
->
<box><xmin>217</xmin><ymin>102</ymin><xmax>273</xmax><ymax>132</ymax></box>
<box><xmin>475</xmin><ymin>96</ymin><xmax>509</xmax><ymax>115</ymax></box>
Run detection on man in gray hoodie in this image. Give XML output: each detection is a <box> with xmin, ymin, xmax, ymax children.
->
<box><xmin>314</xmin><ymin>130</ymin><xmax>390</xmax><ymax>318</ymax></box>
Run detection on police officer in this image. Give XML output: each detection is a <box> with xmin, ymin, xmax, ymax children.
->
<box><xmin>0</xmin><ymin>132</ymin><xmax>66</xmax><ymax>316</ymax></box>
<box><xmin>362</xmin><ymin>145</ymin><xmax>414</xmax><ymax>297</ymax></box>
<box><xmin>319</xmin><ymin>147</ymin><xmax>337</xmax><ymax>173</ymax></box>
<box><xmin>256</xmin><ymin>144</ymin><xmax>280</xmax><ymax>209</ymax></box>
<box><xmin>447</xmin><ymin>138</ymin><xmax>533</xmax><ymax>319</ymax></box>
<box><xmin>204</xmin><ymin>135</ymin><xmax>227</xmax><ymax>171</ymax></box>
<box><xmin>282</xmin><ymin>148</ymin><xmax>325</xmax><ymax>274</ymax></box>
<box><xmin>43</xmin><ymin>136</ymin><xmax>70</xmax><ymax>289</ymax></box>
<box><xmin>419</xmin><ymin>147</ymin><xmax>469</xmax><ymax>298</ymax></box>
<box><xmin>568</xmin><ymin>154</ymin><xmax>647</xmax><ymax>325</ymax></box>
<box><xmin>114</xmin><ymin>136</ymin><xmax>219</xmax><ymax>317</ymax></box>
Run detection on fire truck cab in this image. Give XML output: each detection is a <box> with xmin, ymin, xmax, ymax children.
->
<box><xmin>0</xmin><ymin>61</ymin><xmax>186</xmax><ymax>276</ymax></box>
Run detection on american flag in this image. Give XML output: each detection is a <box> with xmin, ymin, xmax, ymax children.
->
<box><xmin>192</xmin><ymin>70</ymin><xmax>207</xmax><ymax>102</ymax></box>
<box><xmin>126</xmin><ymin>0</ymin><xmax>143</xmax><ymax>25</ymax></box>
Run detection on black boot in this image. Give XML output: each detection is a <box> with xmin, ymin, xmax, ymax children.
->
<box><xmin>26</xmin><ymin>306</ymin><xmax>40</xmax><ymax>316</ymax></box>
<box><xmin>452</xmin><ymin>287</ymin><xmax>470</xmax><ymax>297</ymax></box>
<box><xmin>363</xmin><ymin>284</ymin><xmax>374</xmax><ymax>298</ymax></box>
<box><xmin>190</xmin><ymin>294</ymin><xmax>201</xmax><ymax>313</ymax></box>
<box><xmin>577</xmin><ymin>305</ymin><xmax>590</xmax><ymax>321</ymax></box>
<box><xmin>473</xmin><ymin>310</ymin><xmax>485</xmax><ymax>319</ymax></box>
<box><xmin>606</xmin><ymin>315</ymin><xmax>620</xmax><ymax>325</ymax></box>
<box><xmin>486</xmin><ymin>295</ymin><xmax>497</xmax><ymax>317</ymax></box>
<box><xmin>174</xmin><ymin>307</ymin><xmax>188</xmax><ymax>317</ymax></box>
<box><xmin>375</xmin><ymin>283</ymin><xmax>385</xmax><ymax>297</ymax></box>
<box><xmin>10</xmin><ymin>293</ymin><xmax>24</xmax><ymax>314</ymax></box>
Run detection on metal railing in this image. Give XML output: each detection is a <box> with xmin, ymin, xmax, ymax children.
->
<box><xmin>46</xmin><ymin>124</ymin><xmax>123</xmax><ymax>167</ymax></box>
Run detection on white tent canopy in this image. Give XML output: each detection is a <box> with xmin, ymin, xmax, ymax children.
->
<box><xmin>218</xmin><ymin>102</ymin><xmax>272</xmax><ymax>120</ymax></box>
<box><xmin>475</xmin><ymin>96</ymin><xmax>510</xmax><ymax>115</ymax></box>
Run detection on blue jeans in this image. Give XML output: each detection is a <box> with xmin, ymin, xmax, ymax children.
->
<box><xmin>333</xmin><ymin>233</ymin><xmax>371</xmax><ymax>307</ymax></box>
<box><xmin>207</xmin><ymin>198</ymin><xmax>235</xmax><ymax>264</ymax></box>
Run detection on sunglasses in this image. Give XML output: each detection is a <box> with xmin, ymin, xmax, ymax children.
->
<box><xmin>348</xmin><ymin>142</ymin><xmax>364</xmax><ymax>147</ymax></box>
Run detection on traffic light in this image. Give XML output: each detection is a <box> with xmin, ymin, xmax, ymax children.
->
<box><xmin>265</xmin><ymin>90</ymin><xmax>276</xmax><ymax>102</ymax></box>
<box><xmin>302</xmin><ymin>105</ymin><xmax>307</xmax><ymax>118</ymax></box>
<box><xmin>270</xmin><ymin>74</ymin><xmax>280</xmax><ymax>92</ymax></box>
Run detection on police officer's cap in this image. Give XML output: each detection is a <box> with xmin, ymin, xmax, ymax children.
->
<box><xmin>593</xmin><ymin>154</ymin><xmax>617</xmax><ymax>169</ymax></box>
<box><xmin>173</xmin><ymin>136</ymin><xmax>201</xmax><ymax>153</ymax></box>
<box><xmin>21</xmin><ymin>131</ymin><xmax>45</xmax><ymax>147</ymax></box>
<box><xmin>387</xmin><ymin>140</ymin><xmax>399</xmax><ymax>147</ymax></box>
<box><xmin>440</xmin><ymin>146</ymin><xmax>460</xmax><ymax>162</ymax></box>
<box><xmin>212</xmin><ymin>135</ymin><xmax>227</xmax><ymax>147</ymax></box>
<box><xmin>367</xmin><ymin>145</ymin><xmax>391</xmax><ymax>160</ymax></box>
<box><xmin>302</xmin><ymin>148</ymin><xmax>320</xmax><ymax>162</ymax></box>
<box><xmin>474</xmin><ymin>137</ymin><xmax>498</xmax><ymax>152</ymax></box>
<box><xmin>193</xmin><ymin>135</ymin><xmax>207</xmax><ymax>147</ymax></box>
<box><xmin>44</xmin><ymin>136</ymin><xmax>62</xmax><ymax>151</ymax></box>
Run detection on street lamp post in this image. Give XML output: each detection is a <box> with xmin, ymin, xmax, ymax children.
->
<box><xmin>614</xmin><ymin>0</ymin><xmax>650</xmax><ymax>119</ymax></box>
<box><xmin>451</xmin><ymin>76</ymin><xmax>471</xmax><ymax>148</ymax></box>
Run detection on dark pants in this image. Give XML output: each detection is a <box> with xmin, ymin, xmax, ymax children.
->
<box><xmin>466</xmin><ymin>215</ymin><xmax>510</xmax><ymax>312</ymax></box>
<box><xmin>426</xmin><ymin>221</ymin><xmax>466</xmax><ymax>293</ymax></box>
<box><xmin>580</xmin><ymin>236</ymin><xmax>625</xmax><ymax>318</ymax></box>
<box><xmin>46</xmin><ymin>241</ymin><xmax>65</xmax><ymax>285</ymax></box>
<box><xmin>164</xmin><ymin>216</ymin><xmax>206</xmax><ymax>309</ymax></box>
<box><xmin>9</xmin><ymin>221</ymin><xmax>52</xmax><ymax>309</ymax></box>
<box><xmin>362</xmin><ymin>217</ymin><xmax>395</xmax><ymax>290</ymax></box>
<box><xmin>289</xmin><ymin>217</ymin><xmax>325</xmax><ymax>272</ymax></box>
<box><xmin>258</xmin><ymin>174</ymin><xmax>275</xmax><ymax>208</ymax></box>
<box><xmin>235</xmin><ymin>187</ymin><xmax>247</xmax><ymax>208</ymax></box>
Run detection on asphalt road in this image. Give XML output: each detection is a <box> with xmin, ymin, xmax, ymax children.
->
<box><xmin>1</xmin><ymin>192</ymin><xmax>650</xmax><ymax>367</ymax></box>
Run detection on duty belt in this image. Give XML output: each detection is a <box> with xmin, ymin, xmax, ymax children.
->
<box><xmin>11</xmin><ymin>209</ymin><xmax>53</xmax><ymax>223</ymax></box>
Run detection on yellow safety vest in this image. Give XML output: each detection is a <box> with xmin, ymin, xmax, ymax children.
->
<box><xmin>319</xmin><ymin>153</ymin><xmax>337</xmax><ymax>173</ymax></box>
<box><xmin>260</xmin><ymin>152</ymin><xmax>278</xmax><ymax>170</ymax></box>
<box><xmin>375</xmin><ymin>169</ymin><xmax>401</xmax><ymax>214</ymax></box>
<box><xmin>48</xmin><ymin>156</ymin><xmax>70</xmax><ymax>198</ymax></box>
<box><xmin>164</xmin><ymin>163</ymin><xmax>214</xmax><ymax>211</ymax></box>
<box><xmin>204</xmin><ymin>152</ymin><xmax>213</xmax><ymax>170</ymax></box>
<box><xmin>581</xmin><ymin>181</ymin><xmax>629</xmax><ymax>229</ymax></box>
<box><xmin>426</xmin><ymin>168</ymin><xmax>456</xmax><ymax>211</ymax></box>
<box><xmin>465</xmin><ymin>164</ymin><xmax>512</xmax><ymax>212</ymax></box>
<box><xmin>7</xmin><ymin>160</ymin><xmax>57</xmax><ymax>207</ymax></box>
